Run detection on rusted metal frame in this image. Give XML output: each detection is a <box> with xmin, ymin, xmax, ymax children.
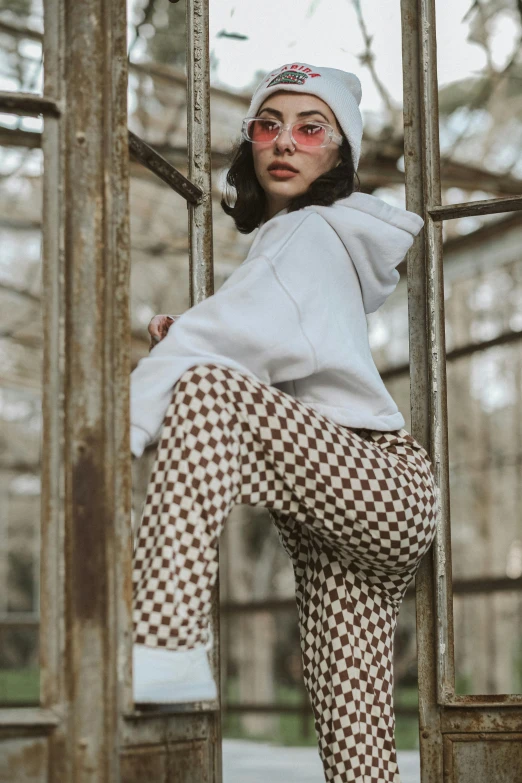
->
<box><xmin>128</xmin><ymin>697</ymin><xmax>220</xmax><ymax>719</ymax></box>
<box><xmin>19</xmin><ymin>0</ymin><xmax>65</xmax><ymax>750</ymax></box>
<box><xmin>108</xmin><ymin>0</ymin><xmax>134</xmax><ymax>754</ymax></box>
<box><xmin>0</xmin><ymin>90</ymin><xmax>60</xmax><ymax>117</ymax></box>
<box><xmin>186</xmin><ymin>0</ymin><xmax>215</xmax><ymax>307</ymax></box>
<box><xmin>0</xmin><ymin>0</ymin><xmax>67</xmax><ymax>747</ymax></box>
<box><xmin>0</xmin><ymin>707</ymin><xmax>62</xmax><ymax>728</ymax></box>
<box><xmin>186</xmin><ymin>0</ymin><xmax>222</xmax><ymax>777</ymax></box>
<box><xmin>442</xmin><ymin>706</ymin><xmax>522</xmax><ymax>730</ymax></box>
<box><xmin>0</xmin><ymin>612</ymin><xmax>40</xmax><ymax>627</ymax></box>
<box><xmin>445</xmin><ymin>693</ymin><xmax>522</xmax><ymax>708</ymax></box>
<box><xmin>400</xmin><ymin>0</ymin><xmax>445</xmax><ymax>779</ymax></box>
<box><xmin>414</xmin><ymin>0</ymin><xmax>522</xmax><ymax>718</ymax></box>
<box><xmin>40</xmin><ymin>0</ymin><xmax>130</xmax><ymax>780</ymax></box>
<box><xmin>415</xmin><ymin>0</ymin><xmax>455</xmax><ymax>710</ymax></box>
<box><xmin>128</xmin><ymin>129</ymin><xmax>202</xmax><ymax>203</ymax></box>
<box><xmin>444</xmin><ymin>730</ymin><xmax>522</xmax><ymax>783</ymax></box>
<box><xmin>430</xmin><ymin>194</ymin><xmax>522</xmax><ymax>221</ymax></box>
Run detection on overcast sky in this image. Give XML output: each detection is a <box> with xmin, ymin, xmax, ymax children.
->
<box><xmin>208</xmin><ymin>0</ymin><xmax>516</xmax><ymax>114</ymax></box>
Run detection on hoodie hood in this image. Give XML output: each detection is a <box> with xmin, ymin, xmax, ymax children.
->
<box><xmin>303</xmin><ymin>192</ymin><xmax>424</xmax><ymax>313</ymax></box>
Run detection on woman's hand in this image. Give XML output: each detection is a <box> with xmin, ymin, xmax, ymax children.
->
<box><xmin>148</xmin><ymin>314</ymin><xmax>179</xmax><ymax>352</ymax></box>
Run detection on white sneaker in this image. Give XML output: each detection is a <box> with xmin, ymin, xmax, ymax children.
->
<box><xmin>133</xmin><ymin>634</ymin><xmax>218</xmax><ymax>704</ymax></box>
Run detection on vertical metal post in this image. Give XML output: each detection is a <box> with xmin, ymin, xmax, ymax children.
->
<box><xmin>42</xmin><ymin>0</ymin><xmax>131</xmax><ymax>780</ymax></box>
<box><xmin>186</xmin><ymin>0</ymin><xmax>215</xmax><ymax>305</ymax></box>
<box><xmin>186</xmin><ymin>1</ymin><xmax>222</xmax><ymax>780</ymax></box>
<box><xmin>401</xmin><ymin>0</ymin><xmax>454</xmax><ymax>779</ymax></box>
<box><xmin>417</xmin><ymin>0</ymin><xmax>455</xmax><ymax>708</ymax></box>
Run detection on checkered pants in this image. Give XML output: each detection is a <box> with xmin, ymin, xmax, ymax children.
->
<box><xmin>132</xmin><ymin>364</ymin><xmax>438</xmax><ymax>783</ymax></box>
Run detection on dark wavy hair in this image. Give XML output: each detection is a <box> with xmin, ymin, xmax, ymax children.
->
<box><xmin>220</xmin><ymin>133</ymin><xmax>360</xmax><ymax>234</ymax></box>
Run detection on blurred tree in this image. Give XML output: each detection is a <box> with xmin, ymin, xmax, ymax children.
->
<box><xmin>129</xmin><ymin>0</ymin><xmax>186</xmax><ymax>66</ymax></box>
<box><xmin>128</xmin><ymin>0</ymin><xmax>218</xmax><ymax>74</ymax></box>
<box><xmin>0</xmin><ymin>0</ymin><xmax>32</xmax><ymax>17</ymax></box>
<box><xmin>438</xmin><ymin>0</ymin><xmax>522</xmax><ymax>167</ymax></box>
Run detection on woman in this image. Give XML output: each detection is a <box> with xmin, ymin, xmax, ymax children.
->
<box><xmin>131</xmin><ymin>61</ymin><xmax>438</xmax><ymax>783</ymax></box>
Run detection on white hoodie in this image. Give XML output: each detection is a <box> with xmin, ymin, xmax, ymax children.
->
<box><xmin>130</xmin><ymin>192</ymin><xmax>424</xmax><ymax>458</ymax></box>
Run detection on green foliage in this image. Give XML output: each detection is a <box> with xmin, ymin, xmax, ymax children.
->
<box><xmin>0</xmin><ymin>667</ymin><xmax>39</xmax><ymax>705</ymax></box>
<box><xmin>455</xmin><ymin>671</ymin><xmax>475</xmax><ymax>695</ymax></box>
<box><xmin>395</xmin><ymin>713</ymin><xmax>419</xmax><ymax>750</ymax></box>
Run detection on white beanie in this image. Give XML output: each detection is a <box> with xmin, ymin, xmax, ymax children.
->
<box><xmin>246</xmin><ymin>62</ymin><xmax>364</xmax><ymax>171</ymax></box>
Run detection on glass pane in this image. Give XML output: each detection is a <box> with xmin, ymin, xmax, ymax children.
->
<box><xmin>367</xmin><ymin>265</ymin><xmax>411</xmax><ymax>432</ymax></box>
<box><xmin>436</xmin><ymin>0</ymin><xmax>522</xmax><ymax>206</ymax></box>
<box><xmin>0</xmin><ymin>137</ymin><xmax>42</xmax><ymax>706</ymax></box>
<box><xmin>219</xmin><ymin>508</ymin><xmax>422</xmax><ymax>761</ymax></box>
<box><xmin>0</xmin><ymin>0</ymin><xmax>44</xmax><ymax>98</ymax></box>
<box><xmin>220</xmin><ymin>506</ymin><xmax>317</xmax><ymax>746</ymax></box>
<box><xmin>394</xmin><ymin>596</ymin><xmax>421</xmax><ymax>757</ymax></box>
<box><xmin>127</xmin><ymin>0</ymin><xmax>186</xmax><ymax>71</ymax></box>
<box><xmin>128</xmin><ymin>168</ymin><xmax>191</xmax><ymax>524</ymax></box>
<box><xmin>444</xmin><ymin>214</ymin><xmax>522</xmax><ymax>695</ymax></box>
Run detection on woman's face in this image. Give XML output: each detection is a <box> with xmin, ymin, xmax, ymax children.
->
<box><xmin>251</xmin><ymin>90</ymin><xmax>342</xmax><ymax>220</ymax></box>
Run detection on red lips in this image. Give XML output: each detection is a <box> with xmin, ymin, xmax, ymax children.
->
<box><xmin>268</xmin><ymin>161</ymin><xmax>299</xmax><ymax>172</ymax></box>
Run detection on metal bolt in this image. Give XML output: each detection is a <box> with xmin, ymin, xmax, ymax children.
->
<box><xmin>76</xmin><ymin>132</ymin><xmax>86</xmax><ymax>144</ymax></box>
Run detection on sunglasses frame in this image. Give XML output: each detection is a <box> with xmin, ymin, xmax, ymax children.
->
<box><xmin>241</xmin><ymin>116</ymin><xmax>343</xmax><ymax>148</ymax></box>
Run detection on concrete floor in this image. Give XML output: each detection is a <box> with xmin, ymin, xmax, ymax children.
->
<box><xmin>222</xmin><ymin>739</ymin><xmax>421</xmax><ymax>783</ymax></box>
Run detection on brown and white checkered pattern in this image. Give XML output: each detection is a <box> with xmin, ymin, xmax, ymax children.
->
<box><xmin>132</xmin><ymin>364</ymin><xmax>438</xmax><ymax>783</ymax></box>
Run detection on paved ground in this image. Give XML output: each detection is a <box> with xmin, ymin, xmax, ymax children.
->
<box><xmin>222</xmin><ymin>739</ymin><xmax>420</xmax><ymax>783</ymax></box>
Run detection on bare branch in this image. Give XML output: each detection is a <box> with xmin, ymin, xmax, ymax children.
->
<box><xmin>351</xmin><ymin>0</ymin><xmax>402</xmax><ymax>135</ymax></box>
<box><xmin>443</xmin><ymin>0</ymin><xmax>522</xmax><ymax>162</ymax></box>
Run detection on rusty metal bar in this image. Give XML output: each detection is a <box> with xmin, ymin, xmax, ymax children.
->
<box><xmin>37</xmin><ymin>0</ymin><xmax>131</xmax><ymax>780</ymax></box>
<box><xmin>442</xmin><ymin>707</ymin><xmax>522</xmax><ymax>732</ymax></box>
<box><xmin>186</xmin><ymin>0</ymin><xmax>215</xmax><ymax>306</ymax></box>
<box><xmin>0</xmin><ymin>90</ymin><xmax>60</xmax><ymax>117</ymax></box>
<box><xmin>430</xmin><ymin>194</ymin><xmax>522</xmax><ymax>221</ymax></box>
<box><xmin>401</xmin><ymin>0</ymin><xmax>455</xmax><ymax>712</ymax></box>
<box><xmin>400</xmin><ymin>0</ymin><xmax>445</xmax><ymax>779</ymax></box>
<box><xmin>186</xmin><ymin>0</ymin><xmax>222</xmax><ymax>778</ymax></box>
<box><xmin>0</xmin><ymin>613</ymin><xmax>40</xmax><ymax>627</ymax></box>
<box><xmin>417</xmin><ymin>0</ymin><xmax>455</xmax><ymax>709</ymax></box>
<box><xmin>128</xmin><ymin>129</ymin><xmax>202</xmax><ymax>203</ymax></box>
<box><xmin>445</xmin><ymin>693</ymin><xmax>522</xmax><ymax>708</ymax></box>
<box><xmin>39</xmin><ymin>0</ymin><xmax>66</xmax><ymax>737</ymax></box>
<box><xmin>0</xmin><ymin>707</ymin><xmax>61</xmax><ymax>728</ymax></box>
